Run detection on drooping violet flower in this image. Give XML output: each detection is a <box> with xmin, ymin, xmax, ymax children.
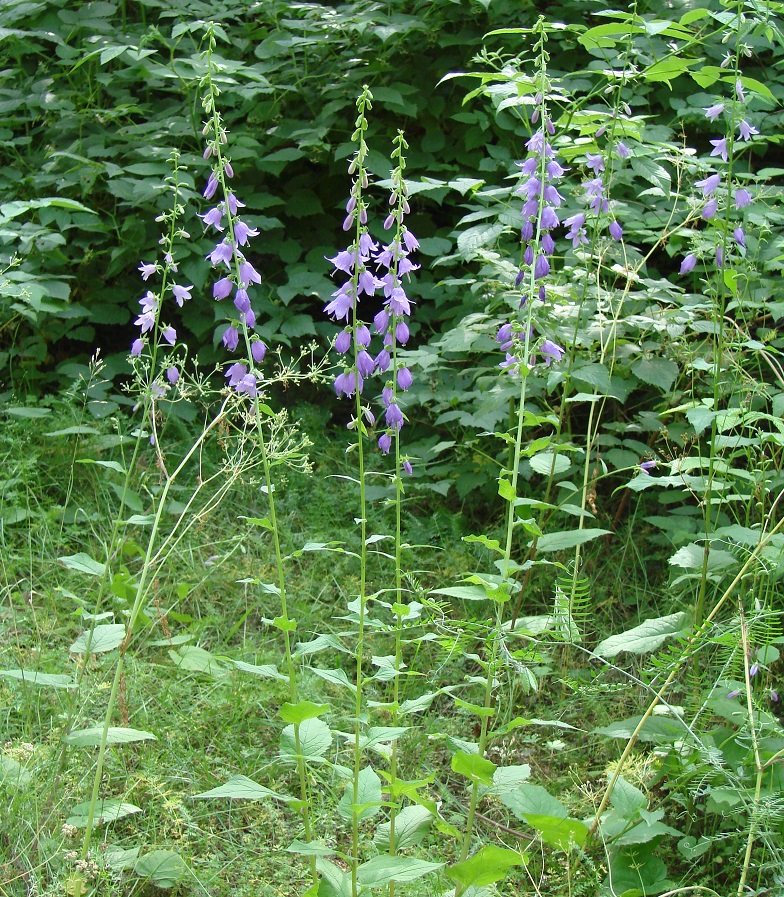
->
<box><xmin>138</xmin><ymin>262</ymin><xmax>157</xmax><ymax>281</ymax></box>
<box><xmin>131</xmin><ymin>338</ymin><xmax>144</xmax><ymax>357</ymax></box>
<box><xmin>640</xmin><ymin>459</ymin><xmax>657</xmax><ymax>474</ymax></box>
<box><xmin>541</xmin><ymin>339</ymin><xmax>564</xmax><ymax>366</ymax></box>
<box><xmin>737</xmin><ymin>120</ymin><xmax>759</xmax><ymax>141</ymax></box>
<box><xmin>734</xmin><ymin>227</ymin><xmax>746</xmax><ymax>249</ymax></box>
<box><xmin>735</xmin><ymin>188</ymin><xmax>752</xmax><ymax>209</ymax></box>
<box><xmin>710</xmin><ymin>138</ymin><xmax>729</xmax><ymax>163</ymax></box>
<box><xmin>251</xmin><ymin>340</ymin><xmax>266</xmax><ymax>363</ymax></box>
<box><xmin>680</xmin><ymin>254</ymin><xmax>697</xmax><ymax>275</ymax></box>
<box><xmin>166</xmin><ymin>366</ymin><xmax>179</xmax><ymax>385</ymax></box>
<box><xmin>616</xmin><ymin>142</ymin><xmax>631</xmax><ymax>159</ymax></box>
<box><xmin>171</xmin><ymin>283</ymin><xmax>193</xmax><ymax>307</ymax></box>
<box><xmin>704</xmin><ymin>102</ymin><xmax>725</xmax><ymax>122</ymax></box>
<box><xmin>696</xmin><ymin>173</ymin><xmax>721</xmax><ymax>197</ymax></box>
<box><xmin>609</xmin><ymin>220</ymin><xmax>623</xmax><ymax>242</ymax></box>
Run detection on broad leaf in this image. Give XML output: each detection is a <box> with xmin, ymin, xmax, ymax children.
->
<box><xmin>193</xmin><ymin>775</ymin><xmax>291</xmax><ymax>802</ymax></box>
<box><xmin>356</xmin><ymin>856</ymin><xmax>442</xmax><ymax>888</ymax></box>
<box><xmin>337</xmin><ymin>766</ymin><xmax>382</xmax><ymax>822</ymax></box>
<box><xmin>58</xmin><ymin>553</ymin><xmax>106</xmax><ymax>576</ymax></box>
<box><xmin>69</xmin><ymin>624</ymin><xmax>126</xmax><ymax>654</ymax></box>
<box><xmin>63</xmin><ymin>727</ymin><xmax>156</xmax><ymax>747</ymax></box>
<box><xmin>593</xmin><ymin>613</ymin><xmax>688</xmax><ymax>658</ymax></box>
<box><xmin>67</xmin><ymin>799</ymin><xmax>142</xmax><ymax>827</ymax></box>
<box><xmin>374</xmin><ymin>805</ymin><xmax>434</xmax><ymax>851</ymax></box>
<box><xmin>447</xmin><ymin>844</ymin><xmax>522</xmax><ymax>888</ymax></box>
<box><xmin>280</xmin><ymin>717</ymin><xmax>332</xmax><ymax>760</ymax></box>
<box><xmin>133</xmin><ymin>850</ymin><xmax>187</xmax><ymax>888</ymax></box>
<box><xmin>534</xmin><ymin>529</ymin><xmax>612</xmax><ymax>553</ymax></box>
<box><xmin>0</xmin><ymin>669</ymin><xmax>74</xmax><ymax>689</ymax></box>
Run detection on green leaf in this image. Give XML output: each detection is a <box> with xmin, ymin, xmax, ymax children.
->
<box><xmin>451</xmin><ymin>750</ymin><xmax>496</xmax><ymax>785</ymax></box>
<box><xmin>686</xmin><ymin>405</ymin><xmax>716</xmax><ymax>435</ymax></box>
<box><xmin>499</xmin><ymin>783</ymin><xmax>567</xmax><ymax>821</ymax></box>
<box><xmin>0</xmin><ymin>755</ymin><xmax>33</xmax><ymax>789</ymax></box>
<box><xmin>525</xmin><ymin>814</ymin><xmax>588</xmax><ymax>849</ymax></box>
<box><xmin>529</xmin><ymin>450</ymin><xmax>571</xmax><ymax>477</ymax></box>
<box><xmin>644</xmin><ymin>56</ymin><xmax>695</xmax><ymax>85</ymax></box>
<box><xmin>356</xmin><ymin>856</ymin><xmax>443</xmax><ymax>888</ymax></box>
<box><xmin>593</xmin><ymin>612</ymin><xmax>688</xmax><ymax>658</ymax></box>
<box><xmin>67</xmin><ymin>799</ymin><xmax>142</xmax><ymax>827</ymax></box>
<box><xmin>0</xmin><ymin>669</ymin><xmax>74</xmax><ymax>689</ymax></box>
<box><xmin>315</xmin><ymin>858</ymin><xmax>351</xmax><ymax>897</ymax></box>
<box><xmin>69</xmin><ymin>624</ymin><xmax>126</xmax><ymax>654</ymax></box>
<box><xmin>631</xmin><ymin>357</ymin><xmax>678</xmax><ymax>392</ymax></box>
<box><xmin>133</xmin><ymin>850</ymin><xmax>188</xmax><ymax>888</ymax></box>
<box><xmin>669</xmin><ymin>543</ymin><xmax>737</xmax><ymax>573</ymax></box>
<box><xmin>498</xmin><ymin>478</ymin><xmax>516</xmax><ymax>502</ymax></box>
<box><xmin>279</xmin><ymin>701</ymin><xmax>330</xmax><ymax>724</ymax></box>
<box><xmin>571</xmin><ymin>362</ymin><xmax>611</xmax><ymax>393</ymax></box>
<box><xmin>534</xmin><ymin>529</ymin><xmax>612</xmax><ymax>552</ymax></box>
<box><xmin>447</xmin><ymin>844</ymin><xmax>522</xmax><ymax>888</ymax></box>
<box><xmin>337</xmin><ymin>766</ymin><xmax>382</xmax><ymax>822</ymax></box>
<box><xmin>63</xmin><ymin>727</ymin><xmax>156</xmax><ymax>747</ymax></box>
<box><xmin>280</xmin><ymin>717</ymin><xmax>332</xmax><ymax>760</ymax></box>
<box><xmin>429</xmin><ymin>585</ymin><xmax>491</xmax><ymax>601</ymax></box>
<box><xmin>230</xmin><ymin>660</ymin><xmax>288</xmax><ymax>681</ymax></box>
<box><xmin>192</xmin><ymin>775</ymin><xmax>290</xmax><ymax>802</ymax></box>
<box><xmin>58</xmin><ymin>553</ymin><xmax>106</xmax><ymax>576</ymax></box>
<box><xmin>374</xmin><ymin>805</ymin><xmax>434</xmax><ymax>851</ymax></box>
<box><xmin>285</xmin><ymin>839</ymin><xmax>334</xmax><ymax>856</ymax></box>
<box><xmin>169</xmin><ymin>645</ymin><xmax>226</xmax><ymax>677</ymax></box>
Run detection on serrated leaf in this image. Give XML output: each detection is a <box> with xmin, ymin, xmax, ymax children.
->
<box><xmin>0</xmin><ymin>755</ymin><xmax>33</xmax><ymax>789</ymax></box>
<box><xmin>529</xmin><ymin>450</ymin><xmax>571</xmax><ymax>476</ymax></box>
<box><xmin>0</xmin><ymin>669</ymin><xmax>74</xmax><ymax>688</ymax></box>
<box><xmin>230</xmin><ymin>659</ymin><xmax>288</xmax><ymax>681</ymax></box>
<box><xmin>133</xmin><ymin>850</ymin><xmax>187</xmax><ymax>888</ymax></box>
<box><xmin>594</xmin><ymin>612</ymin><xmax>688</xmax><ymax>658</ymax></box>
<box><xmin>280</xmin><ymin>717</ymin><xmax>332</xmax><ymax>759</ymax></box>
<box><xmin>451</xmin><ymin>750</ymin><xmax>496</xmax><ymax>785</ymax></box>
<box><xmin>67</xmin><ymin>799</ymin><xmax>142</xmax><ymax>827</ymax></box>
<box><xmin>279</xmin><ymin>701</ymin><xmax>330</xmax><ymax>724</ymax></box>
<box><xmin>192</xmin><ymin>774</ymin><xmax>290</xmax><ymax>801</ymax></box>
<box><xmin>168</xmin><ymin>645</ymin><xmax>226</xmax><ymax>677</ymax></box>
<box><xmin>499</xmin><ymin>783</ymin><xmax>567</xmax><ymax>822</ymax></box>
<box><xmin>63</xmin><ymin>727</ymin><xmax>157</xmax><ymax>747</ymax></box>
<box><xmin>69</xmin><ymin>624</ymin><xmax>126</xmax><ymax>654</ymax></box>
<box><xmin>669</xmin><ymin>543</ymin><xmax>737</xmax><ymax>572</ymax></box>
<box><xmin>374</xmin><ymin>805</ymin><xmax>434</xmax><ymax>851</ymax></box>
<box><xmin>357</xmin><ymin>856</ymin><xmax>443</xmax><ymax>888</ymax></box>
<box><xmin>309</xmin><ymin>667</ymin><xmax>356</xmax><ymax>693</ymax></box>
<box><xmin>631</xmin><ymin>357</ymin><xmax>678</xmax><ymax>392</ymax></box>
<box><xmin>58</xmin><ymin>553</ymin><xmax>106</xmax><ymax>576</ymax></box>
<box><xmin>534</xmin><ymin>529</ymin><xmax>611</xmax><ymax>552</ymax></box>
<box><xmin>525</xmin><ymin>814</ymin><xmax>588</xmax><ymax>849</ymax></box>
<box><xmin>447</xmin><ymin>844</ymin><xmax>522</xmax><ymax>888</ymax></box>
<box><xmin>337</xmin><ymin>766</ymin><xmax>382</xmax><ymax>822</ymax></box>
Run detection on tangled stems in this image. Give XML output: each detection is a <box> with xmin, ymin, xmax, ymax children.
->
<box><xmin>200</xmin><ymin>25</ymin><xmax>316</xmax><ymax>872</ymax></box>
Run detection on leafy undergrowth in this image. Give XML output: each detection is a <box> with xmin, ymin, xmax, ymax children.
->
<box><xmin>4</xmin><ymin>402</ymin><xmax>779</xmax><ymax>897</ymax></box>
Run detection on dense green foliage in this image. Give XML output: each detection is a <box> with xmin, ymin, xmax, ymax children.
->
<box><xmin>2</xmin><ymin>1</ymin><xmax>784</xmax><ymax>896</ymax></box>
